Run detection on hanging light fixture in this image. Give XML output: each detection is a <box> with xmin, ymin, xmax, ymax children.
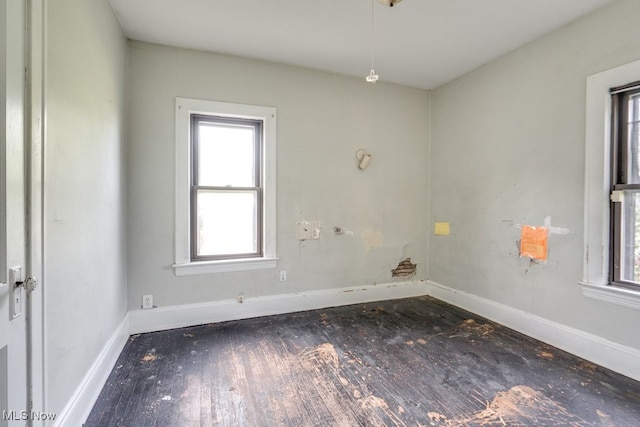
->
<box><xmin>365</xmin><ymin>0</ymin><xmax>379</xmax><ymax>83</ymax></box>
<box><xmin>379</xmin><ymin>0</ymin><xmax>402</xmax><ymax>6</ymax></box>
<box><xmin>365</xmin><ymin>0</ymin><xmax>402</xmax><ymax>83</ymax></box>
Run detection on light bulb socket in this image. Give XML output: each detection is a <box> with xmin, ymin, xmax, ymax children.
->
<box><xmin>379</xmin><ymin>0</ymin><xmax>402</xmax><ymax>6</ymax></box>
<box><xmin>366</xmin><ymin>69</ymin><xmax>379</xmax><ymax>83</ymax></box>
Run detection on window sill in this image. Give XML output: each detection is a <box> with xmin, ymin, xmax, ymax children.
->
<box><xmin>173</xmin><ymin>257</ymin><xmax>278</xmax><ymax>276</ymax></box>
<box><xmin>579</xmin><ymin>281</ymin><xmax>640</xmax><ymax>310</ymax></box>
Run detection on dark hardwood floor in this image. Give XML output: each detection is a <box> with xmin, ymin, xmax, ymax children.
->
<box><xmin>85</xmin><ymin>296</ymin><xmax>640</xmax><ymax>426</ymax></box>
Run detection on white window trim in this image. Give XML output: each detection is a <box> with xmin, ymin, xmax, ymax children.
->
<box><xmin>173</xmin><ymin>97</ymin><xmax>277</xmax><ymax>276</ymax></box>
<box><xmin>582</xmin><ymin>59</ymin><xmax>640</xmax><ymax>310</ymax></box>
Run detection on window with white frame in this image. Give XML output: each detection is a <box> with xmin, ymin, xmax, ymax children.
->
<box><xmin>174</xmin><ymin>98</ymin><xmax>277</xmax><ymax>276</ymax></box>
<box><xmin>583</xmin><ymin>60</ymin><xmax>640</xmax><ymax>309</ymax></box>
<box><xmin>609</xmin><ymin>82</ymin><xmax>640</xmax><ymax>290</ymax></box>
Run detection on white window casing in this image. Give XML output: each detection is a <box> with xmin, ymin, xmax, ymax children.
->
<box><xmin>173</xmin><ymin>97</ymin><xmax>277</xmax><ymax>276</ymax></box>
<box><xmin>582</xmin><ymin>60</ymin><xmax>640</xmax><ymax>309</ymax></box>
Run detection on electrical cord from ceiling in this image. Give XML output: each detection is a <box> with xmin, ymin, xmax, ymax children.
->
<box><xmin>366</xmin><ymin>0</ymin><xmax>403</xmax><ymax>83</ymax></box>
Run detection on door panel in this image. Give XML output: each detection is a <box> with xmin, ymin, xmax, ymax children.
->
<box><xmin>1</xmin><ymin>0</ymin><xmax>28</xmax><ymax>425</ymax></box>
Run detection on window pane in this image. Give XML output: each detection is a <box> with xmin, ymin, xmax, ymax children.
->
<box><xmin>198</xmin><ymin>122</ymin><xmax>256</xmax><ymax>187</ymax></box>
<box><xmin>626</xmin><ymin>94</ymin><xmax>640</xmax><ymax>184</ymax></box>
<box><xmin>620</xmin><ymin>190</ymin><xmax>640</xmax><ymax>283</ymax></box>
<box><xmin>196</xmin><ymin>190</ymin><xmax>258</xmax><ymax>257</ymax></box>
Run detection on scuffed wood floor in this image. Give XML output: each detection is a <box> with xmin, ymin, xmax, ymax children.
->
<box><xmin>85</xmin><ymin>296</ymin><xmax>640</xmax><ymax>426</ymax></box>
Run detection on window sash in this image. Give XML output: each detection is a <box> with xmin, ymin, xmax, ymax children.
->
<box><xmin>610</xmin><ymin>88</ymin><xmax>640</xmax><ymax>289</ymax></box>
<box><xmin>190</xmin><ymin>114</ymin><xmax>264</xmax><ymax>261</ymax></box>
<box><xmin>191</xmin><ymin>188</ymin><xmax>263</xmax><ymax>260</ymax></box>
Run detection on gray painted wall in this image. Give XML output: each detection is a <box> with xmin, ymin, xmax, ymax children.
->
<box><xmin>429</xmin><ymin>0</ymin><xmax>640</xmax><ymax>350</ymax></box>
<box><xmin>43</xmin><ymin>0</ymin><xmax>640</xmax><ymax>416</ymax></box>
<box><xmin>46</xmin><ymin>0</ymin><xmax>128</xmax><ymax>414</ymax></box>
<box><xmin>126</xmin><ymin>42</ymin><xmax>430</xmax><ymax>310</ymax></box>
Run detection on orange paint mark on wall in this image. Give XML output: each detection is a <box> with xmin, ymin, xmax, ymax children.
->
<box><xmin>520</xmin><ymin>226</ymin><xmax>548</xmax><ymax>261</ymax></box>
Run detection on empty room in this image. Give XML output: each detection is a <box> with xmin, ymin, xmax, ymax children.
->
<box><xmin>2</xmin><ymin>0</ymin><xmax>640</xmax><ymax>426</ymax></box>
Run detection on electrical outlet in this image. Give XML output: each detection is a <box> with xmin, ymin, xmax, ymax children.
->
<box><xmin>142</xmin><ymin>294</ymin><xmax>154</xmax><ymax>309</ymax></box>
<box><xmin>279</xmin><ymin>270</ymin><xmax>287</xmax><ymax>282</ymax></box>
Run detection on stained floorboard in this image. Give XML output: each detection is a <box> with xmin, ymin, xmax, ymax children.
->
<box><xmin>85</xmin><ymin>296</ymin><xmax>640</xmax><ymax>426</ymax></box>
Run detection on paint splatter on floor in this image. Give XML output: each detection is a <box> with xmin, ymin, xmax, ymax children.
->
<box><xmin>301</xmin><ymin>342</ymin><xmax>340</xmax><ymax>369</ymax></box>
<box><xmin>444</xmin><ymin>385</ymin><xmax>588</xmax><ymax>426</ymax></box>
<box><xmin>361</xmin><ymin>395</ymin><xmax>407</xmax><ymax>427</ymax></box>
<box><xmin>287</xmin><ymin>342</ymin><xmax>410</xmax><ymax>426</ymax></box>
<box><xmin>140</xmin><ymin>350</ymin><xmax>158</xmax><ymax>362</ymax></box>
<box><xmin>461</xmin><ymin>318</ymin><xmax>495</xmax><ymax>336</ymax></box>
<box><xmin>428</xmin><ymin>411</ymin><xmax>447</xmax><ymax>422</ymax></box>
<box><xmin>320</xmin><ymin>313</ymin><xmax>329</xmax><ymax>325</ymax></box>
<box><xmin>577</xmin><ymin>360</ymin><xmax>598</xmax><ymax>371</ymax></box>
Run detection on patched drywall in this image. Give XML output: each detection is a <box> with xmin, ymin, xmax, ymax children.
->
<box><xmin>126</xmin><ymin>43</ymin><xmax>430</xmax><ymax>309</ymax></box>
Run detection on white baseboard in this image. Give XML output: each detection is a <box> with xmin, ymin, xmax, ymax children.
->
<box><xmin>57</xmin><ymin>280</ymin><xmax>426</xmax><ymax>426</ymax></box>
<box><xmin>128</xmin><ymin>280</ymin><xmax>429</xmax><ymax>334</ymax></box>
<box><xmin>61</xmin><ymin>278</ymin><xmax>640</xmax><ymax>426</ymax></box>
<box><xmin>426</xmin><ymin>280</ymin><xmax>640</xmax><ymax>382</ymax></box>
<box><xmin>54</xmin><ymin>315</ymin><xmax>130</xmax><ymax>427</ymax></box>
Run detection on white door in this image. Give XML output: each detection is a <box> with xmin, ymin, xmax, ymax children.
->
<box><xmin>1</xmin><ymin>0</ymin><xmax>28</xmax><ymax>425</ymax></box>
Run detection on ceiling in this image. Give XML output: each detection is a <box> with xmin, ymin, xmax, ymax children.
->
<box><xmin>109</xmin><ymin>0</ymin><xmax>613</xmax><ymax>90</ymax></box>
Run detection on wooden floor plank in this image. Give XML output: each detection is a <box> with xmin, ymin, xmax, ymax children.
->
<box><xmin>85</xmin><ymin>296</ymin><xmax>640</xmax><ymax>426</ymax></box>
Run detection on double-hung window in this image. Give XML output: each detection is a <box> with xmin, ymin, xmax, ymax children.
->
<box><xmin>582</xmin><ymin>59</ymin><xmax>640</xmax><ymax>308</ymax></box>
<box><xmin>610</xmin><ymin>82</ymin><xmax>640</xmax><ymax>290</ymax></box>
<box><xmin>191</xmin><ymin>114</ymin><xmax>263</xmax><ymax>260</ymax></box>
<box><xmin>174</xmin><ymin>98</ymin><xmax>277</xmax><ymax>276</ymax></box>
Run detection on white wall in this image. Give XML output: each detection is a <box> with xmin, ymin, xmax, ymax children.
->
<box><xmin>46</xmin><ymin>0</ymin><xmax>128</xmax><ymax>415</ymax></box>
<box><xmin>429</xmin><ymin>0</ymin><xmax>640</xmax><ymax>350</ymax></box>
<box><xmin>127</xmin><ymin>42</ymin><xmax>430</xmax><ymax>310</ymax></box>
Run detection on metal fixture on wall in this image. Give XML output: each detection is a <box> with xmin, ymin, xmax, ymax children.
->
<box><xmin>356</xmin><ymin>149</ymin><xmax>372</xmax><ymax>170</ymax></box>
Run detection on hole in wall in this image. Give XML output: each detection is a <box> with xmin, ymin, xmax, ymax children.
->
<box><xmin>391</xmin><ymin>258</ymin><xmax>416</xmax><ymax>277</ymax></box>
